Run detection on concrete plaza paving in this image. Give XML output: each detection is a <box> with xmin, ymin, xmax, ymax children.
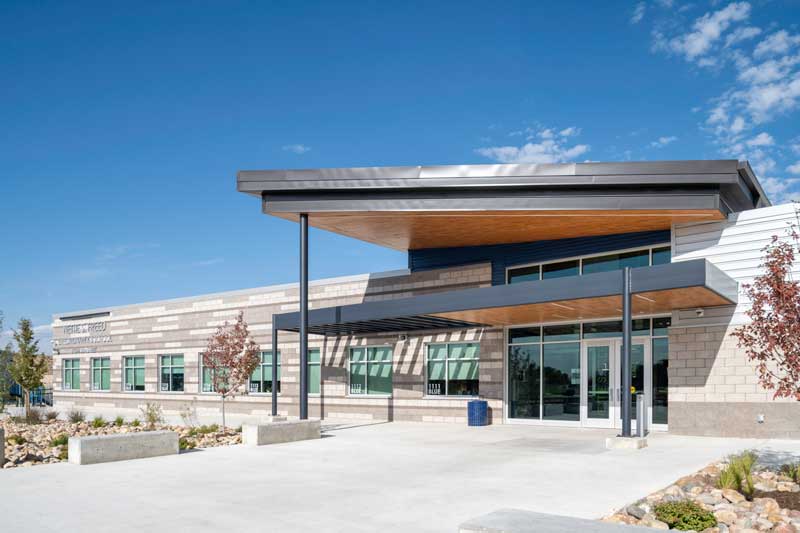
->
<box><xmin>2</xmin><ymin>422</ymin><xmax>800</xmax><ymax>532</ymax></box>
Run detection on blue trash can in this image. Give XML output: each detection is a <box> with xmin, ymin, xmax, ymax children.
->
<box><xmin>467</xmin><ymin>399</ymin><xmax>488</xmax><ymax>426</ymax></box>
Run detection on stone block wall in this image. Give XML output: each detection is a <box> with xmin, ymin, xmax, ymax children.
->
<box><xmin>668</xmin><ymin>324</ymin><xmax>800</xmax><ymax>438</ymax></box>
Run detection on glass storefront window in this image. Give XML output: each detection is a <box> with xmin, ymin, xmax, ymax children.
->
<box><xmin>652</xmin><ymin>337</ymin><xmax>669</xmax><ymax>424</ymax></box>
<box><xmin>542</xmin><ymin>342</ymin><xmax>581</xmax><ymax>421</ymax></box>
<box><xmin>582</xmin><ymin>319</ymin><xmax>651</xmax><ymax>338</ymax></box>
<box><xmin>508</xmin><ymin>343</ymin><xmax>541</xmax><ymax>419</ymax></box>
<box><xmin>651</xmin><ymin>246</ymin><xmax>671</xmax><ymax>265</ymax></box>
<box><xmin>543</xmin><ymin>323</ymin><xmax>580</xmax><ymax>342</ymax></box>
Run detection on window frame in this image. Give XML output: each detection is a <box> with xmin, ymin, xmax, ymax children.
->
<box><xmin>90</xmin><ymin>357</ymin><xmax>111</xmax><ymax>392</ymax></box>
<box><xmin>158</xmin><ymin>353</ymin><xmax>185</xmax><ymax>393</ymax></box>
<box><xmin>425</xmin><ymin>342</ymin><xmax>480</xmax><ymax>398</ymax></box>
<box><xmin>307</xmin><ymin>348</ymin><xmax>321</xmax><ymax>396</ymax></box>
<box><xmin>505</xmin><ymin>243</ymin><xmax>672</xmax><ymax>284</ymax></box>
<box><xmin>347</xmin><ymin>345</ymin><xmax>393</xmax><ymax>397</ymax></box>
<box><xmin>123</xmin><ymin>356</ymin><xmax>146</xmax><ymax>393</ymax></box>
<box><xmin>62</xmin><ymin>358</ymin><xmax>81</xmax><ymax>391</ymax></box>
<box><xmin>247</xmin><ymin>350</ymin><xmax>281</xmax><ymax>395</ymax></box>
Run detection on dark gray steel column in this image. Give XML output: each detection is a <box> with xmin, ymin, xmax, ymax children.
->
<box><xmin>271</xmin><ymin>321</ymin><xmax>278</xmax><ymax>416</ymax></box>
<box><xmin>621</xmin><ymin>267</ymin><xmax>632</xmax><ymax>438</ymax></box>
<box><xmin>299</xmin><ymin>213</ymin><xmax>309</xmax><ymax>420</ymax></box>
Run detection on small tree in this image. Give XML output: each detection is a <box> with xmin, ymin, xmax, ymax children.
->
<box><xmin>8</xmin><ymin>318</ymin><xmax>50</xmax><ymax>419</ymax></box>
<box><xmin>732</xmin><ymin>217</ymin><xmax>800</xmax><ymax>400</ymax></box>
<box><xmin>203</xmin><ymin>312</ymin><xmax>260</xmax><ymax>428</ymax></box>
<box><xmin>0</xmin><ymin>312</ymin><xmax>14</xmax><ymax>412</ymax></box>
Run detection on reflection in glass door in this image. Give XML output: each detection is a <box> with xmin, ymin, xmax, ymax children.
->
<box><xmin>614</xmin><ymin>341</ymin><xmax>651</xmax><ymax>431</ymax></box>
<box><xmin>582</xmin><ymin>343</ymin><xmax>612</xmax><ymax>427</ymax></box>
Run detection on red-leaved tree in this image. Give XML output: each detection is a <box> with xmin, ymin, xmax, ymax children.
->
<box><xmin>731</xmin><ymin>217</ymin><xmax>800</xmax><ymax>400</ymax></box>
<box><xmin>203</xmin><ymin>312</ymin><xmax>260</xmax><ymax>428</ymax></box>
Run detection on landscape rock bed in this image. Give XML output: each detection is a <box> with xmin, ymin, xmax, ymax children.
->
<box><xmin>1</xmin><ymin>418</ymin><xmax>240</xmax><ymax>468</ymax></box>
<box><xmin>603</xmin><ymin>461</ymin><xmax>800</xmax><ymax>532</ymax></box>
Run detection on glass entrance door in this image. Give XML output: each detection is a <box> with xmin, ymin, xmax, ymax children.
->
<box><xmin>581</xmin><ymin>339</ymin><xmax>650</xmax><ymax>429</ymax></box>
<box><xmin>581</xmin><ymin>341</ymin><xmax>613</xmax><ymax>427</ymax></box>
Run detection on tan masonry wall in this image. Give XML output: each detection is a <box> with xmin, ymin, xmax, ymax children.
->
<box><xmin>52</xmin><ymin>263</ymin><xmax>502</xmax><ymax>424</ymax></box>
<box><xmin>667</xmin><ymin>324</ymin><xmax>800</xmax><ymax>438</ymax></box>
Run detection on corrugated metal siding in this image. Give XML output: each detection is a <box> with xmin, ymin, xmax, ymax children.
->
<box><xmin>408</xmin><ymin>230</ymin><xmax>671</xmax><ymax>286</ymax></box>
<box><xmin>673</xmin><ymin>203</ymin><xmax>800</xmax><ymax>326</ymax></box>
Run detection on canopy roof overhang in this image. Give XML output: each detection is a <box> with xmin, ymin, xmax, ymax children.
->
<box><xmin>273</xmin><ymin>259</ymin><xmax>738</xmax><ymax>335</ymax></box>
<box><xmin>238</xmin><ymin>160</ymin><xmax>769</xmax><ymax>251</ymax></box>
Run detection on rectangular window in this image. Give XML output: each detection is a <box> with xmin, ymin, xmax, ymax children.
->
<box><xmin>508</xmin><ymin>342</ymin><xmax>541</xmax><ymax>419</ymax></box>
<box><xmin>91</xmin><ymin>357</ymin><xmax>110</xmax><ymax>391</ymax></box>
<box><xmin>542</xmin><ymin>260</ymin><xmax>579</xmax><ymax>279</ymax></box>
<box><xmin>308</xmin><ymin>349</ymin><xmax>321</xmax><ymax>395</ymax></box>
<box><xmin>542</xmin><ymin>342</ymin><xmax>581</xmax><ymax>421</ymax></box>
<box><xmin>349</xmin><ymin>347</ymin><xmax>392</xmax><ymax>395</ymax></box>
<box><xmin>651</xmin><ymin>246</ymin><xmax>671</xmax><ymax>265</ymax></box>
<box><xmin>652</xmin><ymin>316</ymin><xmax>671</xmax><ymax>425</ymax></box>
<box><xmin>581</xmin><ymin>319</ymin><xmax>651</xmax><ymax>339</ymax></box>
<box><xmin>123</xmin><ymin>356</ymin><xmax>145</xmax><ymax>392</ymax></box>
<box><xmin>507</xmin><ymin>265</ymin><xmax>540</xmax><ymax>284</ymax></box>
<box><xmin>581</xmin><ymin>249</ymin><xmax>650</xmax><ymax>275</ymax></box>
<box><xmin>63</xmin><ymin>359</ymin><xmax>80</xmax><ymax>391</ymax></box>
<box><xmin>506</xmin><ymin>244</ymin><xmax>671</xmax><ymax>285</ymax></box>
<box><xmin>543</xmin><ymin>323</ymin><xmax>580</xmax><ymax>342</ymax></box>
<box><xmin>249</xmin><ymin>351</ymin><xmax>280</xmax><ymax>394</ymax></box>
<box><xmin>426</xmin><ymin>342</ymin><xmax>479</xmax><ymax>396</ymax></box>
<box><xmin>159</xmin><ymin>354</ymin><xmax>184</xmax><ymax>392</ymax></box>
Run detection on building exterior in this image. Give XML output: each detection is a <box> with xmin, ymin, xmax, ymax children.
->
<box><xmin>51</xmin><ymin>160</ymin><xmax>800</xmax><ymax>438</ymax></box>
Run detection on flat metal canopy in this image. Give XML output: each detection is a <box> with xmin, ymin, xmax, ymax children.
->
<box><xmin>273</xmin><ymin>259</ymin><xmax>738</xmax><ymax>335</ymax></box>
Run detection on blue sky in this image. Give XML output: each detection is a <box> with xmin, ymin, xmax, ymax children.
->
<box><xmin>2</xmin><ymin>0</ymin><xmax>799</xmax><ymax>352</ymax></box>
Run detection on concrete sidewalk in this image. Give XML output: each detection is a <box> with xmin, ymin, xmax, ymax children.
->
<box><xmin>2</xmin><ymin>422</ymin><xmax>800</xmax><ymax>532</ymax></box>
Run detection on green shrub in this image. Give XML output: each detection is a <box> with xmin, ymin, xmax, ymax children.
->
<box><xmin>45</xmin><ymin>410</ymin><xmax>59</xmax><ymax>421</ymax></box>
<box><xmin>717</xmin><ymin>450</ymin><xmax>757</xmax><ymax>500</ymax></box>
<box><xmin>50</xmin><ymin>434</ymin><xmax>69</xmax><ymax>447</ymax></box>
<box><xmin>654</xmin><ymin>500</ymin><xmax>717</xmax><ymax>531</ymax></box>
<box><xmin>196</xmin><ymin>424</ymin><xmax>219</xmax><ymax>435</ymax></box>
<box><xmin>91</xmin><ymin>416</ymin><xmax>106</xmax><ymax>428</ymax></box>
<box><xmin>179</xmin><ymin>437</ymin><xmax>196</xmax><ymax>451</ymax></box>
<box><xmin>781</xmin><ymin>462</ymin><xmax>800</xmax><ymax>483</ymax></box>
<box><xmin>7</xmin><ymin>434</ymin><xmax>27</xmax><ymax>445</ymax></box>
<box><xmin>140</xmin><ymin>402</ymin><xmax>164</xmax><ymax>430</ymax></box>
<box><xmin>67</xmin><ymin>408</ymin><xmax>85</xmax><ymax>423</ymax></box>
<box><xmin>113</xmin><ymin>416</ymin><xmax>125</xmax><ymax>427</ymax></box>
<box><xmin>130</xmin><ymin>419</ymin><xmax>141</xmax><ymax>427</ymax></box>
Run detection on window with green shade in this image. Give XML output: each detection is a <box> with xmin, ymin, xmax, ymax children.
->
<box><xmin>159</xmin><ymin>354</ymin><xmax>184</xmax><ymax>392</ymax></box>
<box><xmin>426</xmin><ymin>342</ymin><xmax>479</xmax><ymax>396</ymax></box>
<box><xmin>123</xmin><ymin>356</ymin><xmax>145</xmax><ymax>392</ymax></box>
<box><xmin>349</xmin><ymin>347</ymin><xmax>392</xmax><ymax>395</ymax></box>
<box><xmin>91</xmin><ymin>357</ymin><xmax>110</xmax><ymax>391</ymax></box>
<box><xmin>63</xmin><ymin>359</ymin><xmax>80</xmax><ymax>391</ymax></box>
<box><xmin>308</xmin><ymin>348</ymin><xmax>321</xmax><ymax>395</ymax></box>
<box><xmin>249</xmin><ymin>351</ymin><xmax>280</xmax><ymax>394</ymax></box>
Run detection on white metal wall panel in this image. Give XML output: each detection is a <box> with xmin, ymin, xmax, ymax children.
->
<box><xmin>673</xmin><ymin>203</ymin><xmax>800</xmax><ymax>326</ymax></box>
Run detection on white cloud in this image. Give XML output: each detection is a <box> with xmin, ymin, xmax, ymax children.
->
<box><xmin>760</xmin><ymin>176</ymin><xmax>800</xmax><ymax>203</ymax></box>
<box><xmin>787</xmin><ymin>162</ymin><xmax>800</xmax><ymax>175</ymax></box>
<box><xmin>282</xmin><ymin>144</ymin><xmax>311</xmax><ymax>154</ymax></box>
<box><xmin>476</xmin><ymin>126</ymin><xmax>590</xmax><ymax>164</ymax></box>
<box><xmin>631</xmin><ymin>2</ymin><xmax>646</xmax><ymax>24</ymax></box>
<box><xmin>724</xmin><ymin>25</ymin><xmax>761</xmax><ymax>48</ymax></box>
<box><xmin>746</xmin><ymin>132</ymin><xmax>774</xmax><ymax>147</ymax></box>
<box><xmin>656</xmin><ymin>0</ymin><xmax>675</xmax><ymax>8</ymax></box>
<box><xmin>650</xmin><ymin>135</ymin><xmax>678</xmax><ymax>148</ymax></box>
<box><xmin>657</xmin><ymin>2</ymin><xmax>751</xmax><ymax>64</ymax></box>
<box><xmin>754</xmin><ymin>30</ymin><xmax>800</xmax><ymax>58</ymax></box>
<box><xmin>730</xmin><ymin>116</ymin><xmax>746</xmax><ymax>133</ymax></box>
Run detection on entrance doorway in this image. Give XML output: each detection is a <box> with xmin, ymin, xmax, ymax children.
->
<box><xmin>581</xmin><ymin>339</ymin><xmax>651</xmax><ymax>430</ymax></box>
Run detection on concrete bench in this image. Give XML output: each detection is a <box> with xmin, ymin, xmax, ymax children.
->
<box><xmin>242</xmin><ymin>419</ymin><xmax>320</xmax><ymax>446</ymax></box>
<box><xmin>459</xmin><ymin>509</ymin><xmax>665</xmax><ymax>532</ymax></box>
<box><xmin>68</xmin><ymin>431</ymin><xmax>179</xmax><ymax>465</ymax></box>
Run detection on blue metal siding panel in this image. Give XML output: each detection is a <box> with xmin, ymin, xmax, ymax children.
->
<box><xmin>407</xmin><ymin>230</ymin><xmax>671</xmax><ymax>285</ymax></box>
